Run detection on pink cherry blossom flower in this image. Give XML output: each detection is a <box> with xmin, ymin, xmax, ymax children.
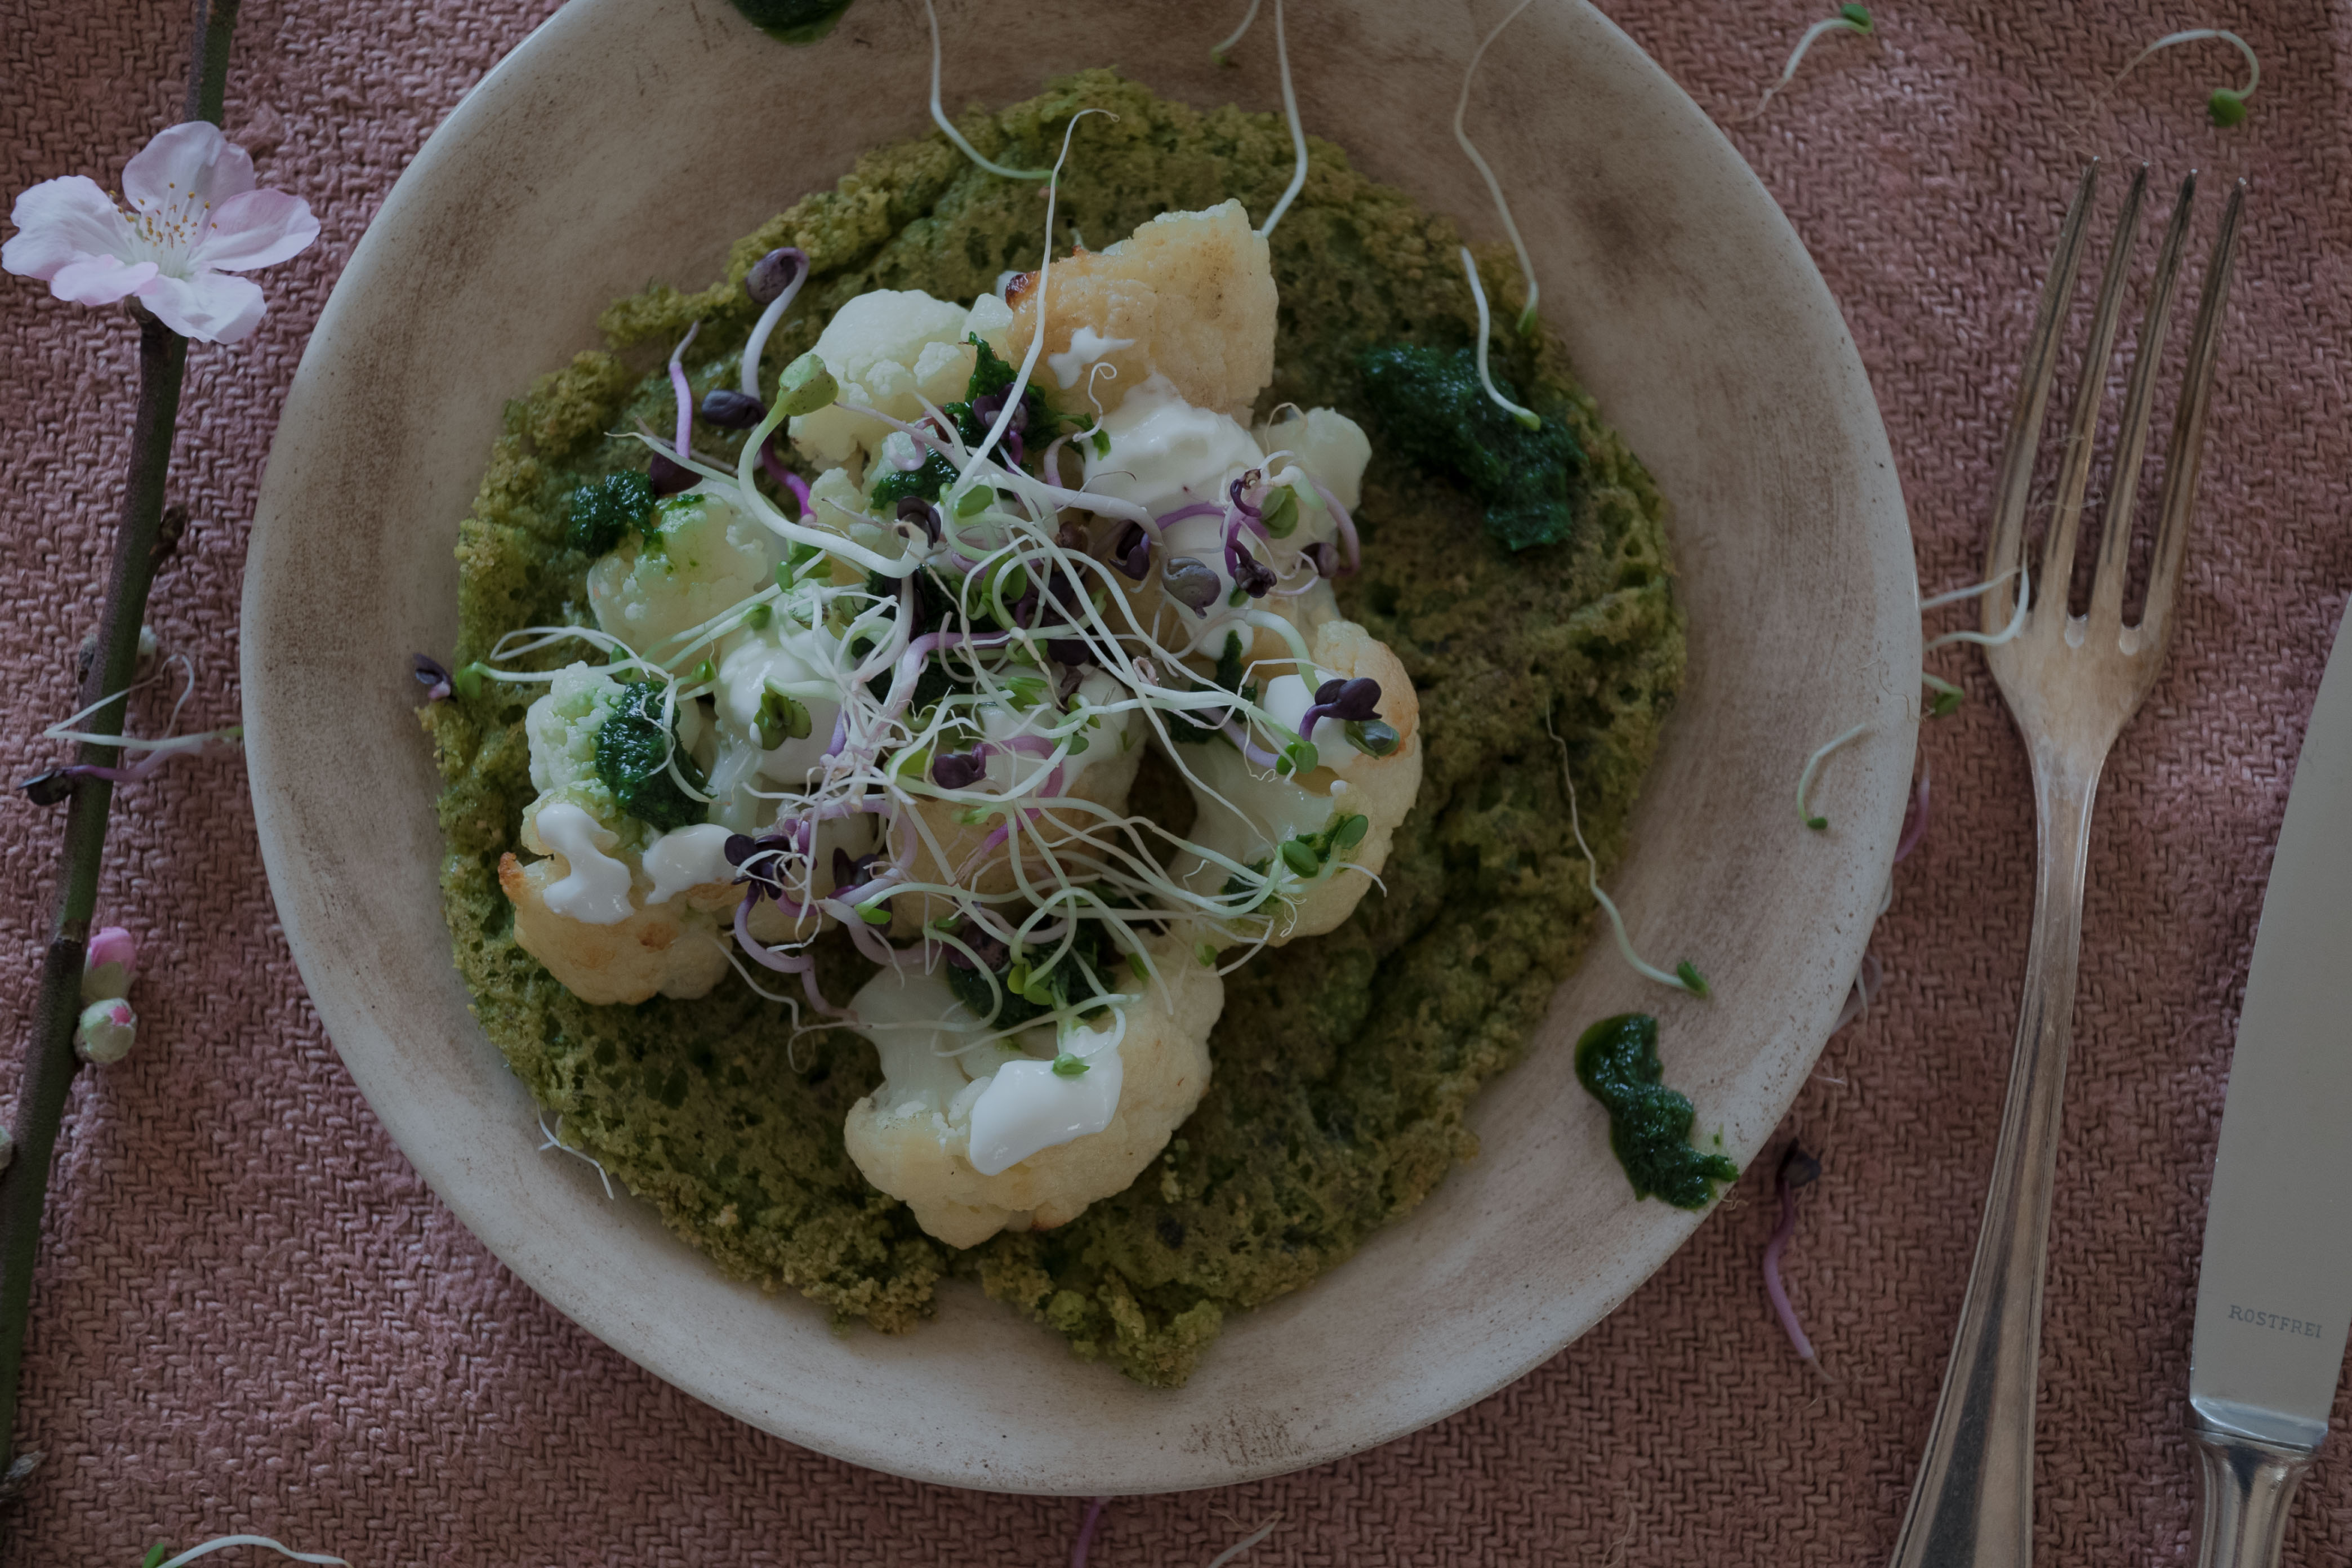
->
<box><xmin>2</xmin><ymin>119</ymin><xmax>317</xmax><ymax>344</ymax></box>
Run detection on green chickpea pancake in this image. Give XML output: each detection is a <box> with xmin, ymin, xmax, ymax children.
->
<box><xmin>423</xmin><ymin>73</ymin><xmax>1683</xmax><ymax>1387</ymax></box>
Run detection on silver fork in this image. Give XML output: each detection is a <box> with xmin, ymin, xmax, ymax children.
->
<box><xmin>1887</xmin><ymin>162</ymin><xmax>2247</xmax><ymax>1568</ymax></box>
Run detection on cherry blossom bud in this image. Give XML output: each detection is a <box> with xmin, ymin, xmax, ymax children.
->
<box><xmin>81</xmin><ymin>926</ymin><xmax>136</xmax><ymax>1004</ymax></box>
<box><xmin>75</xmin><ymin>999</ymin><xmax>136</xmax><ymax>1064</ymax></box>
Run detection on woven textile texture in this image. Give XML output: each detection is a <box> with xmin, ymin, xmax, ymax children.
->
<box><xmin>2</xmin><ymin>0</ymin><xmax>2349</xmax><ymax>1560</ymax></box>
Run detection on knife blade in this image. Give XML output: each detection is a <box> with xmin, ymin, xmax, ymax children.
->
<box><xmin>2188</xmin><ymin>591</ymin><xmax>2352</xmax><ymax>1568</ymax></box>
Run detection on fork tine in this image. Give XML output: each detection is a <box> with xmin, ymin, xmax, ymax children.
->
<box><xmin>2042</xmin><ymin>165</ymin><xmax>2147</xmax><ymax>624</ymax></box>
<box><xmin>2136</xmin><ymin>177</ymin><xmax>2246</xmax><ymax>644</ymax></box>
<box><xmin>1986</xmin><ymin>163</ymin><xmax>2099</xmax><ymax>634</ymax></box>
<box><xmin>2088</xmin><ymin>172</ymin><xmax>2197</xmax><ymax>630</ymax></box>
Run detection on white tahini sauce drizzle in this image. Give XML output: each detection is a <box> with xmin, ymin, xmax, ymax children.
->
<box><xmin>1080</xmin><ymin>373</ymin><xmax>1262</xmax><ymax>520</ymax></box>
<box><xmin>643</xmin><ymin>822</ymin><xmax>737</xmax><ymax>904</ymax></box>
<box><xmin>1048</xmin><ymin>325</ymin><xmax>1136</xmax><ymax>390</ymax></box>
<box><xmin>536</xmin><ymin>803</ymin><xmax>636</xmax><ymax>925</ymax></box>
<box><xmin>966</xmin><ymin>1034</ymin><xmax>1125</xmax><ymax>1175</ymax></box>
<box><xmin>849</xmin><ymin>972</ymin><xmax>1130</xmax><ymax>1174</ymax></box>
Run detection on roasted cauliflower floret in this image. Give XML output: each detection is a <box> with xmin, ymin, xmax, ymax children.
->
<box><xmin>500</xmin><ymin>847</ymin><xmax>736</xmax><ymax>1005</ymax></box>
<box><xmin>841</xmin><ymin>930</ymin><xmax>1220</xmax><ymax>1247</ymax></box>
<box><xmin>1005</xmin><ymin>198</ymin><xmax>1276</xmax><ymax>420</ymax></box>
<box><xmin>789</xmin><ymin>290</ymin><xmax>1016</xmax><ymax>475</ymax></box>
<box><xmin>1256</xmin><ymin>406</ymin><xmax>1372</xmax><ymax>512</ymax></box>
<box><xmin>1169</xmin><ymin>618</ymin><xmax>1423</xmax><ymax>943</ymax></box>
<box><xmin>522</xmin><ymin>661</ymin><xmax>630</xmax><ymax>836</ymax></box>
<box><xmin>588</xmin><ymin>486</ymin><xmax>781</xmax><ymax>661</ymax></box>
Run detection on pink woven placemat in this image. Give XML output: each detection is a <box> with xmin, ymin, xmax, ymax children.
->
<box><xmin>3</xmin><ymin>0</ymin><xmax>2347</xmax><ymax>1560</ymax></box>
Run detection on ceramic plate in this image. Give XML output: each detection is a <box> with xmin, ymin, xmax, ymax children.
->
<box><xmin>243</xmin><ymin>0</ymin><xmax>1916</xmax><ymax>1493</ymax></box>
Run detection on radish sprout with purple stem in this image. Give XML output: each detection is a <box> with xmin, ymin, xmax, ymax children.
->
<box><xmin>1762</xmin><ymin>1142</ymin><xmax>1826</xmax><ymax>1373</ymax></box>
<box><xmin>1547</xmin><ymin>715</ymin><xmax>1708</xmax><ymax>997</ymax></box>
<box><xmin>460</xmin><ymin>118</ymin><xmax>1410</xmax><ymax>1048</ymax></box>
<box><xmin>1796</xmin><ymin>721</ymin><xmax>1868</xmax><ymax>831</ymax></box>
<box><xmin>1070</xmin><ymin>1496</ymin><xmax>1112</xmax><ymax>1568</ymax></box>
<box><xmin>1738</xmin><ymin>3</ymin><xmax>1877</xmax><ymax>124</ymax></box>
<box><xmin>1454</xmin><ymin>0</ymin><xmax>1542</xmax><ymax>335</ymax></box>
<box><xmin>2099</xmin><ymin>28</ymin><xmax>2261</xmax><ymax>128</ymax></box>
<box><xmin>21</xmin><ymin>654</ymin><xmax>242</xmax><ymax>805</ymax></box>
<box><xmin>1460</xmin><ymin>248</ymin><xmax>1541</xmax><ymax>430</ymax></box>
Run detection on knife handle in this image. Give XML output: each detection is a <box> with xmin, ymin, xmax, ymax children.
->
<box><xmin>2191</xmin><ymin>1423</ymin><xmax>2313</xmax><ymax>1568</ymax></box>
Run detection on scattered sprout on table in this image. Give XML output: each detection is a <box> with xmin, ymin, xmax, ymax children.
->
<box><xmin>1796</xmin><ymin>722</ymin><xmax>1869</xmax><ymax>831</ymax></box>
<box><xmin>1739</xmin><ymin>3</ymin><xmax>1878</xmax><ymax>123</ymax></box>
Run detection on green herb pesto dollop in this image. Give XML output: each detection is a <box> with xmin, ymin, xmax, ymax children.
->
<box><xmin>1358</xmin><ymin>342</ymin><xmax>1586</xmax><ymax>551</ymax></box>
<box><xmin>593</xmin><ymin>682</ymin><xmax>708</xmax><ymax>834</ymax></box>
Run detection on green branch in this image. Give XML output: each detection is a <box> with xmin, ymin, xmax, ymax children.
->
<box><xmin>0</xmin><ymin>0</ymin><xmax>240</xmax><ymax>1491</ymax></box>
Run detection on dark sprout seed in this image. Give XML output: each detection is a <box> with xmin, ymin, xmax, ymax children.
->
<box><xmin>746</xmin><ymin>247</ymin><xmax>804</xmax><ymax>306</ymax></box>
<box><xmin>932</xmin><ymin>750</ymin><xmax>986</xmax><ymax>789</ymax></box>
<box><xmin>1304</xmin><ymin>541</ymin><xmax>1339</xmax><ymax>578</ymax></box>
<box><xmin>897</xmin><ymin>494</ymin><xmax>942</xmax><ymax>545</ymax></box>
<box><xmin>1056</xmin><ymin>522</ymin><xmax>1091</xmax><ymax>553</ymax></box>
<box><xmin>412</xmin><ymin>653</ymin><xmax>454</xmax><ymax>702</ymax></box>
<box><xmin>19</xmin><ymin>770</ymin><xmax>73</xmax><ymax>807</ymax></box>
<box><xmin>1111</xmin><ymin>520</ymin><xmax>1152</xmax><ymax>580</ymax></box>
<box><xmin>1161</xmin><ymin>557</ymin><xmax>1222</xmax><ymax>612</ymax></box>
<box><xmin>700</xmin><ymin>389</ymin><xmax>767</xmax><ymax>428</ymax></box>
<box><xmin>723</xmin><ymin>834</ymin><xmax>757</xmax><ymax>866</ymax></box>
<box><xmin>648</xmin><ymin>453</ymin><xmax>697</xmax><ymax>496</ymax></box>
<box><xmin>1302</xmin><ymin>677</ymin><xmax>1383</xmax><ymax>737</ymax></box>
<box><xmin>1232</xmin><ymin>553</ymin><xmax>1277</xmax><ymax>599</ymax></box>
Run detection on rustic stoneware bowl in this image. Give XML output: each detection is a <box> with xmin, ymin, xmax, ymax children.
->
<box><xmin>244</xmin><ymin>0</ymin><xmax>1916</xmax><ymax>1493</ymax></box>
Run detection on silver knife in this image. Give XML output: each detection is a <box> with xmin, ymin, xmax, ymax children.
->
<box><xmin>2189</xmin><ymin>591</ymin><xmax>2352</xmax><ymax>1568</ymax></box>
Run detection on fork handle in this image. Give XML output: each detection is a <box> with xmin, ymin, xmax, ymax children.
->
<box><xmin>1887</xmin><ymin>751</ymin><xmax>2102</xmax><ymax>1568</ymax></box>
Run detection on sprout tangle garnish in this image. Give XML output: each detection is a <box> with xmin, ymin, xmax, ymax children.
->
<box><xmin>923</xmin><ymin>0</ymin><xmax>1050</xmax><ymax>180</ymax></box>
<box><xmin>1256</xmin><ymin>0</ymin><xmax>1309</xmax><ymax>239</ymax></box>
<box><xmin>1209</xmin><ymin>0</ymin><xmax>1262</xmax><ymax>64</ymax></box>
<box><xmin>1458</xmin><ymin>247</ymin><xmax>1541</xmax><ymax>431</ymax></box>
<box><xmin>1548</xmin><ymin>712</ymin><xmax>1706</xmax><ymax>997</ymax></box>
<box><xmin>1454</xmin><ymin>0</ymin><xmax>1542</xmax><ymax>335</ymax></box>
<box><xmin>537</xmin><ymin>1111</ymin><xmax>616</xmax><ymax>1201</ymax></box>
